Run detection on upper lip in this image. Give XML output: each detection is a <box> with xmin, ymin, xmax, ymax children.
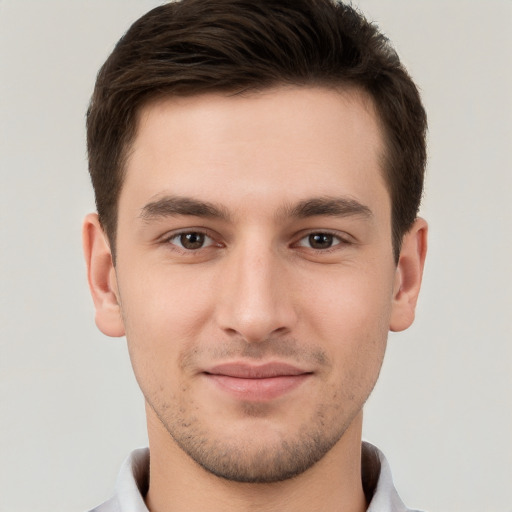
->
<box><xmin>204</xmin><ymin>362</ymin><xmax>311</xmax><ymax>379</ymax></box>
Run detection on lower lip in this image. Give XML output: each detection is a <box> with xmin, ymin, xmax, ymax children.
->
<box><xmin>205</xmin><ymin>374</ymin><xmax>310</xmax><ymax>401</ymax></box>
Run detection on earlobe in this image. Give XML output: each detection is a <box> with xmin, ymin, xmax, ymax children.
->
<box><xmin>389</xmin><ymin>218</ymin><xmax>428</xmax><ymax>332</ymax></box>
<box><xmin>82</xmin><ymin>213</ymin><xmax>125</xmax><ymax>337</ymax></box>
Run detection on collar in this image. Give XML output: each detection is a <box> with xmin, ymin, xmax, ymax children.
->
<box><xmin>89</xmin><ymin>442</ymin><xmax>419</xmax><ymax>512</ymax></box>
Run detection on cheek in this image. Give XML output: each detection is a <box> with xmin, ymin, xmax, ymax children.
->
<box><xmin>304</xmin><ymin>266</ymin><xmax>393</xmax><ymax>380</ymax></box>
<box><xmin>305</xmin><ymin>262</ymin><xmax>394</xmax><ymax>332</ymax></box>
<box><xmin>118</xmin><ymin>261</ymin><xmax>214</xmax><ymax>338</ymax></box>
<box><xmin>116</xmin><ymin>265</ymin><xmax>214</xmax><ymax>395</ymax></box>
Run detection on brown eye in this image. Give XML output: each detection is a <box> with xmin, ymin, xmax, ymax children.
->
<box><xmin>167</xmin><ymin>231</ymin><xmax>215</xmax><ymax>250</ymax></box>
<box><xmin>296</xmin><ymin>232</ymin><xmax>343</xmax><ymax>250</ymax></box>
<box><xmin>308</xmin><ymin>233</ymin><xmax>335</xmax><ymax>249</ymax></box>
<box><xmin>180</xmin><ymin>232</ymin><xmax>205</xmax><ymax>249</ymax></box>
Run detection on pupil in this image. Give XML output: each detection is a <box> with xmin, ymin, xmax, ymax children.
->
<box><xmin>181</xmin><ymin>232</ymin><xmax>205</xmax><ymax>249</ymax></box>
<box><xmin>309</xmin><ymin>233</ymin><xmax>332</xmax><ymax>249</ymax></box>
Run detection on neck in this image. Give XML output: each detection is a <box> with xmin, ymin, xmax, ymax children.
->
<box><xmin>144</xmin><ymin>408</ymin><xmax>367</xmax><ymax>512</ymax></box>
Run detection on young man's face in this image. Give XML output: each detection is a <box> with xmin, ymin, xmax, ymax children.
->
<box><xmin>85</xmin><ymin>86</ymin><xmax>426</xmax><ymax>482</ymax></box>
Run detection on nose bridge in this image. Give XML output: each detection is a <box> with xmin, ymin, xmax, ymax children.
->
<box><xmin>217</xmin><ymin>232</ymin><xmax>295</xmax><ymax>342</ymax></box>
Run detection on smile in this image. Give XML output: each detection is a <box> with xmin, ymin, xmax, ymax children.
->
<box><xmin>203</xmin><ymin>362</ymin><xmax>313</xmax><ymax>401</ymax></box>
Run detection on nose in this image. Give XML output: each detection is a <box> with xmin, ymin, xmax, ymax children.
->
<box><xmin>215</xmin><ymin>240</ymin><xmax>297</xmax><ymax>343</ymax></box>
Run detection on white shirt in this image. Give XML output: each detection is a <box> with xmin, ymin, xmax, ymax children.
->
<box><xmin>88</xmin><ymin>442</ymin><xmax>421</xmax><ymax>512</ymax></box>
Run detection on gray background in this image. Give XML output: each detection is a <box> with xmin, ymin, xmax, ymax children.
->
<box><xmin>0</xmin><ymin>1</ymin><xmax>511</xmax><ymax>511</ymax></box>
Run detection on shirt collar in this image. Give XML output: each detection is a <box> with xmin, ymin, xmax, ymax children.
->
<box><xmin>91</xmin><ymin>442</ymin><xmax>417</xmax><ymax>512</ymax></box>
<box><xmin>362</xmin><ymin>442</ymin><xmax>418</xmax><ymax>512</ymax></box>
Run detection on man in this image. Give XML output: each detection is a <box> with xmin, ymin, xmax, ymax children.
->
<box><xmin>83</xmin><ymin>0</ymin><xmax>428</xmax><ymax>510</ymax></box>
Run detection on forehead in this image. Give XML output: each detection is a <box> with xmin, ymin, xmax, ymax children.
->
<box><xmin>121</xmin><ymin>86</ymin><xmax>389</xmax><ymax>219</ymax></box>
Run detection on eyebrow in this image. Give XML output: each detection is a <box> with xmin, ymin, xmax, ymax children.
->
<box><xmin>140</xmin><ymin>196</ymin><xmax>231</xmax><ymax>222</ymax></box>
<box><xmin>139</xmin><ymin>195</ymin><xmax>373</xmax><ymax>223</ymax></box>
<box><xmin>280</xmin><ymin>196</ymin><xmax>373</xmax><ymax>220</ymax></box>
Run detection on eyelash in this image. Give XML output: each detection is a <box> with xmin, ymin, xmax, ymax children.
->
<box><xmin>160</xmin><ymin>229</ymin><xmax>352</xmax><ymax>253</ymax></box>
<box><xmin>294</xmin><ymin>231</ymin><xmax>351</xmax><ymax>252</ymax></box>
<box><xmin>161</xmin><ymin>229</ymin><xmax>221</xmax><ymax>253</ymax></box>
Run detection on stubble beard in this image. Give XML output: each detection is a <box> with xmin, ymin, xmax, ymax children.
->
<box><xmin>147</xmin><ymin>387</ymin><xmax>360</xmax><ymax>484</ymax></box>
<box><xmin>140</xmin><ymin>335</ymin><xmax>384</xmax><ymax>484</ymax></box>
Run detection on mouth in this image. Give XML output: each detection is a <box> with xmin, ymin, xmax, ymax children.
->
<box><xmin>203</xmin><ymin>362</ymin><xmax>313</xmax><ymax>401</ymax></box>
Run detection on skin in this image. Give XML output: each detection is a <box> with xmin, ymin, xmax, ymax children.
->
<box><xmin>83</xmin><ymin>86</ymin><xmax>427</xmax><ymax>512</ymax></box>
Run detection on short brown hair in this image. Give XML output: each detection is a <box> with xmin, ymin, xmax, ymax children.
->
<box><xmin>87</xmin><ymin>0</ymin><xmax>427</xmax><ymax>262</ymax></box>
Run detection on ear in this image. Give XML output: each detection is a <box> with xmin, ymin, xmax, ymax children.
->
<box><xmin>389</xmin><ymin>217</ymin><xmax>428</xmax><ymax>332</ymax></box>
<box><xmin>82</xmin><ymin>213</ymin><xmax>125</xmax><ymax>337</ymax></box>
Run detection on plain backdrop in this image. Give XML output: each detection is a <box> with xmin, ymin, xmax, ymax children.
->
<box><xmin>0</xmin><ymin>1</ymin><xmax>511</xmax><ymax>511</ymax></box>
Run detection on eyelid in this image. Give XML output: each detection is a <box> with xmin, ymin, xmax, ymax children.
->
<box><xmin>292</xmin><ymin>229</ymin><xmax>354</xmax><ymax>250</ymax></box>
<box><xmin>157</xmin><ymin>227</ymin><xmax>354</xmax><ymax>253</ymax></box>
<box><xmin>160</xmin><ymin>228</ymin><xmax>222</xmax><ymax>251</ymax></box>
